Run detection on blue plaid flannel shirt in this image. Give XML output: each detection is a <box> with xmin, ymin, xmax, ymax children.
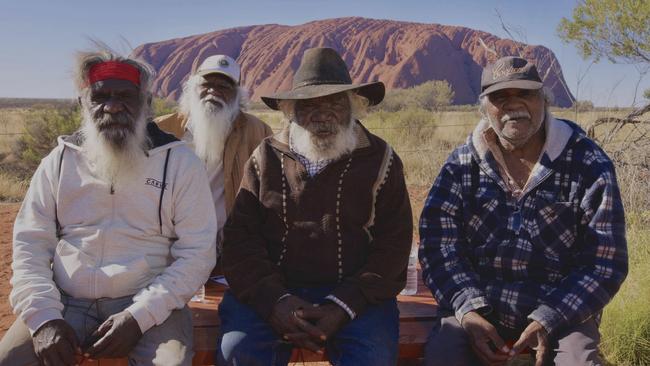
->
<box><xmin>419</xmin><ymin>119</ymin><xmax>627</xmax><ymax>334</ymax></box>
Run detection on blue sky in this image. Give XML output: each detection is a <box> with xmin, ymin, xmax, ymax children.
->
<box><xmin>1</xmin><ymin>0</ymin><xmax>648</xmax><ymax>107</ymax></box>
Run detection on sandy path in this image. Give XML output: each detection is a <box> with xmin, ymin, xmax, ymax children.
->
<box><xmin>0</xmin><ymin>203</ymin><xmax>20</xmax><ymax>337</ymax></box>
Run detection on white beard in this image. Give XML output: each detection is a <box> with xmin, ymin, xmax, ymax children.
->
<box><xmin>186</xmin><ymin>95</ymin><xmax>239</xmax><ymax>168</ymax></box>
<box><xmin>289</xmin><ymin>118</ymin><xmax>357</xmax><ymax>162</ymax></box>
<box><xmin>81</xmin><ymin>108</ymin><xmax>148</xmax><ymax>188</ymax></box>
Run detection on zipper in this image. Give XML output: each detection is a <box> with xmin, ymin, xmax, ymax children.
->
<box><xmin>94</xmin><ymin>183</ymin><xmax>115</xmax><ymax>297</ymax></box>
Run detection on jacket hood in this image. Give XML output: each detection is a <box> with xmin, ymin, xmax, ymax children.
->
<box><xmin>470</xmin><ymin>117</ymin><xmax>579</xmax><ymax>163</ymax></box>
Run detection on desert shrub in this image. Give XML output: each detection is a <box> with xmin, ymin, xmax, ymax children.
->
<box><xmin>152</xmin><ymin>97</ymin><xmax>177</xmax><ymax>117</ymax></box>
<box><xmin>0</xmin><ymin>173</ymin><xmax>28</xmax><ymax>202</ymax></box>
<box><xmin>379</xmin><ymin>80</ymin><xmax>455</xmax><ymax>112</ymax></box>
<box><xmin>12</xmin><ymin>107</ymin><xmax>81</xmax><ymax>171</ymax></box>
<box><xmin>573</xmin><ymin>100</ymin><xmax>595</xmax><ymax>112</ymax></box>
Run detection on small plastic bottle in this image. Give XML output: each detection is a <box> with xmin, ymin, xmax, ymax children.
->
<box><xmin>191</xmin><ymin>284</ymin><xmax>205</xmax><ymax>302</ymax></box>
<box><xmin>400</xmin><ymin>244</ymin><xmax>418</xmax><ymax>295</ymax></box>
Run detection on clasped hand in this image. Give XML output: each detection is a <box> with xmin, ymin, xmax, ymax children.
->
<box><xmin>269</xmin><ymin>295</ymin><xmax>349</xmax><ymax>353</ymax></box>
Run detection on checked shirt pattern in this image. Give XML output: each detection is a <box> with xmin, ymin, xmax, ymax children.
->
<box><xmin>419</xmin><ymin>121</ymin><xmax>627</xmax><ymax>333</ymax></box>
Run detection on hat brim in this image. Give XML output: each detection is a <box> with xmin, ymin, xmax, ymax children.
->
<box><xmin>479</xmin><ymin>80</ymin><xmax>543</xmax><ymax>98</ymax></box>
<box><xmin>261</xmin><ymin>82</ymin><xmax>385</xmax><ymax>110</ymax></box>
<box><xmin>196</xmin><ymin>70</ymin><xmax>238</xmax><ymax>85</ymax></box>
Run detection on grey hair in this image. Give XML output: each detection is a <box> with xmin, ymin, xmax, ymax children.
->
<box><xmin>178</xmin><ymin>74</ymin><xmax>249</xmax><ymax>116</ymax></box>
<box><xmin>277</xmin><ymin>91</ymin><xmax>370</xmax><ymax>121</ymax></box>
<box><xmin>73</xmin><ymin>50</ymin><xmax>155</xmax><ymax>98</ymax></box>
<box><xmin>478</xmin><ymin>86</ymin><xmax>555</xmax><ymax>117</ymax></box>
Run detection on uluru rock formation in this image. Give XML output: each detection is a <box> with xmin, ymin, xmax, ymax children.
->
<box><xmin>132</xmin><ymin>17</ymin><xmax>574</xmax><ymax>107</ymax></box>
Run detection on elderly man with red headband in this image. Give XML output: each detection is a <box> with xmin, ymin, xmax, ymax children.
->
<box><xmin>0</xmin><ymin>50</ymin><xmax>217</xmax><ymax>366</ymax></box>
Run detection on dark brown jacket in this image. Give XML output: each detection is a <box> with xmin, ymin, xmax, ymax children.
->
<box><xmin>223</xmin><ymin>122</ymin><xmax>413</xmax><ymax>319</ymax></box>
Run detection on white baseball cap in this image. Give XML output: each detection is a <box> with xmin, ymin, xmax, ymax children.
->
<box><xmin>196</xmin><ymin>55</ymin><xmax>240</xmax><ymax>85</ymax></box>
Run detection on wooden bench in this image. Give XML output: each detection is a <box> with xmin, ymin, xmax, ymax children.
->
<box><xmin>81</xmin><ymin>269</ymin><xmax>437</xmax><ymax>365</ymax></box>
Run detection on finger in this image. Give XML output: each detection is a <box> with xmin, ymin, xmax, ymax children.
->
<box><xmin>485</xmin><ymin>326</ymin><xmax>509</xmax><ymax>354</ymax></box>
<box><xmin>57</xmin><ymin>338</ymin><xmax>78</xmax><ymax>366</ymax></box>
<box><xmin>283</xmin><ymin>332</ymin><xmax>323</xmax><ymax>353</ymax></box>
<box><xmin>534</xmin><ymin>339</ymin><xmax>548</xmax><ymax>366</ymax></box>
<box><xmin>470</xmin><ymin>343</ymin><xmax>503</xmax><ymax>366</ymax></box>
<box><xmin>510</xmin><ymin>331</ymin><xmax>535</xmax><ymax>357</ymax></box>
<box><xmin>63</xmin><ymin>328</ymin><xmax>81</xmax><ymax>355</ymax></box>
<box><xmin>283</xmin><ymin>332</ymin><xmax>313</xmax><ymax>343</ymax></box>
<box><xmin>293</xmin><ymin>316</ymin><xmax>327</xmax><ymax>341</ymax></box>
<box><xmin>42</xmin><ymin>349</ymin><xmax>65</xmax><ymax>366</ymax></box>
<box><xmin>94</xmin><ymin>339</ymin><xmax>123</xmax><ymax>359</ymax></box>
<box><xmin>474</xmin><ymin>341</ymin><xmax>509</xmax><ymax>363</ymax></box>
<box><xmin>295</xmin><ymin>307</ymin><xmax>324</xmax><ymax>320</ymax></box>
<box><xmin>86</xmin><ymin>331</ymin><xmax>115</xmax><ymax>358</ymax></box>
<box><xmin>91</xmin><ymin>319</ymin><xmax>113</xmax><ymax>339</ymax></box>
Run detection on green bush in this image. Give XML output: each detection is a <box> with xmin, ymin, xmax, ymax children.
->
<box><xmin>152</xmin><ymin>97</ymin><xmax>177</xmax><ymax>117</ymax></box>
<box><xmin>12</xmin><ymin>107</ymin><xmax>81</xmax><ymax>172</ymax></box>
<box><xmin>378</xmin><ymin>80</ymin><xmax>455</xmax><ymax>112</ymax></box>
<box><xmin>573</xmin><ymin>100</ymin><xmax>595</xmax><ymax>112</ymax></box>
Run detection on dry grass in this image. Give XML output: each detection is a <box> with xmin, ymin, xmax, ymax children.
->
<box><xmin>0</xmin><ymin>173</ymin><xmax>27</xmax><ymax>202</ymax></box>
<box><xmin>0</xmin><ymin>109</ymin><xmax>29</xmax><ymax>155</ymax></box>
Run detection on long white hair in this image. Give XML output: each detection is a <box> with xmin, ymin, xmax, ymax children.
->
<box><xmin>178</xmin><ymin>74</ymin><xmax>248</xmax><ymax>167</ymax></box>
<box><xmin>74</xmin><ymin>50</ymin><xmax>152</xmax><ymax>187</ymax></box>
<box><xmin>80</xmin><ymin>95</ymin><xmax>149</xmax><ymax>187</ymax></box>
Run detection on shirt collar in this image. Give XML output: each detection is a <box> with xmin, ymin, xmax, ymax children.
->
<box><xmin>471</xmin><ymin>116</ymin><xmax>573</xmax><ymax>163</ymax></box>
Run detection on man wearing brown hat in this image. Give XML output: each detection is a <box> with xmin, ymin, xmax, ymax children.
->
<box><xmin>419</xmin><ymin>56</ymin><xmax>627</xmax><ymax>365</ymax></box>
<box><xmin>217</xmin><ymin>47</ymin><xmax>413</xmax><ymax>365</ymax></box>
<box><xmin>155</xmin><ymin>55</ymin><xmax>272</xmax><ymax>260</ymax></box>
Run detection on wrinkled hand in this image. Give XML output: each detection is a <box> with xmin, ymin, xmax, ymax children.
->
<box><xmin>295</xmin><ymin>303</ymin><xmax>349</xmax><ymax>340</ymax></box>
<box><xmin>461</xmin><ymin>311</ymin><xmax>510</xmax><ymax>366</ymax></box>
<box><xmin>84</xmin><ymin>310</ymin><xmax>142</xmax><ymax>359</ymax></box>
<box><xmin>269</xmin><ymin>295</ymin><xmax>326</xmax><ymax>352</ymax></box>
<box><xmin>32</xmin><ymin>319</ymin><xmax>80</xmax><ymax>366</ymax></box>
<box><xmin>510</xmin><ymin>321</ymin><xmax>548</xmax><ymax>366</ymax></box>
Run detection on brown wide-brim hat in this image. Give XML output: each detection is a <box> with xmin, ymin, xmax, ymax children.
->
<box><xmin>261</xmin><ymin>47</ymin><xmax>385</xmax><ymax>111</ymax></box>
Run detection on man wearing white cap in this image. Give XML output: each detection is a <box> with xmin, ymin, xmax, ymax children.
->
<box><xmin>156</xmin><ymin>55</ymin><xmax>272</xmax><ymax>262</ymax></box>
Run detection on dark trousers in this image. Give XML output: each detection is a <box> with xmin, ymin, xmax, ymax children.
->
<box><xmin>216</xmin><ymin>288</ymin><xmax>399</xmax><ymax>366</ymax></box>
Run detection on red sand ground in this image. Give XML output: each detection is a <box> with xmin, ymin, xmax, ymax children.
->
<box><xmin>0</xmin><ymin>203</ymin><xmax>20</xmax><ymax>338</ymax></box>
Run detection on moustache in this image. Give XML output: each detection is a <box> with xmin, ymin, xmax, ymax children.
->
<box><xmin>501</xmin><ymin>110</ymin><xmax>531</xmax><ymax>123</ymax></box>
<box><xmin>308</xmin><ymin>122</ymin><xmax>338</xmax><ymax>135</ymax></box>
<box><xmin>202</xmin><ymin>95</ymin><xmax>226</xmax><ymax>107</ymax></box>
<box><xmin>94</xmin><ymin>111</ymin><xmax>135</xmax><ymax>132</ymax></box>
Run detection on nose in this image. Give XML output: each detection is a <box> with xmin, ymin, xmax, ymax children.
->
<box><xmin>205</xmin><ymin>86</ymin><xmax>224</xmax><ymax>98</ymax></box>
<box><xmin>103</xmin><ymin>99</ymin><xmax>124</xmax><ymax>114</ymax></box>
<box><xmin>310</xmin><ymin>108</ymin><xmax>334</xmax><ymax>123</ymax></box>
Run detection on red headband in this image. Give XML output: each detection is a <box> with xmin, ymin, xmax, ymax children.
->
<box><xmin>87</xmin><ymin>61</ymin><xmax>141</xmax><ymax>87</ymax></box>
